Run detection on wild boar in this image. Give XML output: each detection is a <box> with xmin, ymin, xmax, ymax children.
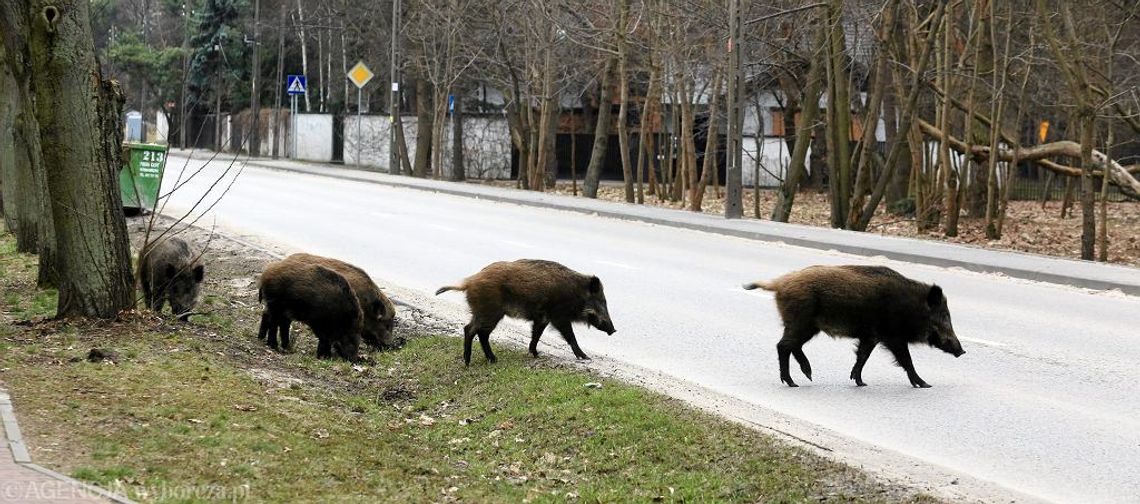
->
<box><xmin>435</xmin><ymin>259</ymin><xmax>616</xmax><ymax>365</ymax></box>
<box><xmin>139</xmin><ymin>237</ymin><xmax>205</xmax><ymax>321</ymax></box>
<box><xmin>744</xmin><ymin>265</ymin><xmax>965</xmax><ymax>388</ymax></box>
<box><xmin>257</xmin><ymin>259</ymin><xmax>362</xmax><ymax>361</ymax></box>
<box><xmin>283</xmin><ymin>253</ymin><xmax>400</xmax><ymax>350</ymax></box>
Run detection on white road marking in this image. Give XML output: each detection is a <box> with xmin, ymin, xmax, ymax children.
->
<box><xmin>595</xmin><ymin>259</ymin><xmax>639</xmax><ymax>271</ymax></box>
<box><xmin>959</xmin><ymin>336</ymin><xmax>1006</xmax><ymax>347</ymax></box>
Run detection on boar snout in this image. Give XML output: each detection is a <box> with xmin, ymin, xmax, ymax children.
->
<box><xmin>587</xmin><ymin>313</ymin><xmax>616</xmax><ymax>335</ymax></box>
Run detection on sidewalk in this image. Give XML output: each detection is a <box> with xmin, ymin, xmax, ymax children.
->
<box><xmin>1</xmin><ymin>390</ymin><xmax>132</xmax><ymax>503</ymax></box>
<box><xmin>170</xmin><ymin>150</ymin><xmax>1140</xmax><ymax>295</ymax></box>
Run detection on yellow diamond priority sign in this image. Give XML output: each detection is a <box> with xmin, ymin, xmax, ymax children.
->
<box><xmin>348</xmin><ymin>61</ymin><xmax>374</xmax><ymax>89</ymax></box>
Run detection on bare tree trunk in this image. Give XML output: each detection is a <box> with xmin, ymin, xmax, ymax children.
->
<box><xmin>316</xmin><ymin>22</ymin><xmax>324</xmax><ymax>112</ymax></box>
<box><xmin>272</xmin><ymin>2</ymin><xmax>286</xmax><ymax>158</ymax></box>
<box><xmin>1097</xmin><ymin>121</ymin><xmax>1111</xmax><ymax>261</ymax></box>
<box><xmin>850</xmin><ymin>2</ymin><xmax>946</xmax><ymax>231</ymax></box>
<box><xmin>296</xmin><ymin>0</ymin><xmax>310</xmax><ymax>111</ymax></box>
<box><xmin>984</xmin><ymin>1</ymin><xmax>1011</xmax><ymax>239</ymax></box>
<box><xmin>583</xmin><ymin>58</ymin><xmax>615</xmax><ymax>198</ymax></box>
<box><xmin>938</xmin><ymin>10</ymin><xmax>959</xmax><ymax>237</ymax></box>
<box><xmin>826</xmin><ymin>0</ymin><xmax>853</xmax><ymax>228</ymax></box>
<box><xmin>692</xmin><ymin>68</ymin><xmax>723</xmax><ymax>211</ymax></box>
<box><xmin>846</xmin><ymin>1</ymin><xmax>892</xmax><ymax>227</ymax></box>
<box><xmin>1078</xmin><ymin>115</ymin><xmax>1096</xmax><ymax>260</ymax></box>
<box><xmin>616</xmin><ymin>0</ymin><xmax>634</xmax><ymax>203</ymax></box>
<box><xmin>772</xmin><ymin>27</ymin><xmax>826</xmax><ymax>222</ymax></box>
<box><xmin>635</xmin><ymin>66</ymin><xmax>659</xmax><ymax>204</ymax></box>
<box><xmin>678</xmin><ymin>76</ymin><xmax>698</xmax><ymax>206</ymax></box>
<box><xmin>414</xmin><ymin>77</ymin><xmax>433</xmax><ymax>177</ymax></box>
<box><xmin>25</xmin><ymin>0</ymin><xmax>134</xmax><ymax>317</ymax></box>
<box><xmin>449</xmin><ymin>88</ymin><xmax>464</xmax><ymax>181</ymax></box>
<box><xmin>0</xmin><ymin>8</ymin><xmax>56</xmax><ymax>287</ymax></box>
<box><xmin>536</xmin><ymin>43</ymin><xmax>556</xmax><ymax>189</ymax></box>
<box><xmin>249</xmin><ymin>0</ymin><xmax>262</xmax><ymax>156</ymax></box>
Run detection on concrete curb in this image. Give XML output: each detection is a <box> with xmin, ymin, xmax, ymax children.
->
<box><xmin>0</xmin><ymin>389</ymin><xmax>137</xmax><ymax>504</ymax></box>
<box><xmin>172</xmin><ymin>152</ymin><xmax>1140</xmax><ymax>295</ymax></box>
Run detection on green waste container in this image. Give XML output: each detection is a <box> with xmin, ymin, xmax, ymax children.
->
<box><xmin>119</xmin><ymin>143</ymin><xmax>168</xmax><ymax>214</ymax></box>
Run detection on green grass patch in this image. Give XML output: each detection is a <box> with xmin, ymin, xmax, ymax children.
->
<box><xmin>0</xmin><ymin>229</ymin><xmax>931</xmax><ymax>503</ymax></box>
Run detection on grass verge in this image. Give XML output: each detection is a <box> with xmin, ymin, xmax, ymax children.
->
<box><xmin>0</xmin><ymin>228</ymin><xmax>931</xmax><ymax>503</ymax></box>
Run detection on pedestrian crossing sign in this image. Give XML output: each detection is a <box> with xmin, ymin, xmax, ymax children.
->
<box><xmin>286</xmin><ymin>75</ymin><xmax>307</xmax><ymax>95</ymax></box>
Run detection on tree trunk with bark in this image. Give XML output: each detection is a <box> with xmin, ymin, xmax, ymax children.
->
<box><xmin>771</xmin><ymin>31</ymin><xmax>825</xmax><ymax>223</ymax></box>
<box><xmin>583</xmin><ymin>58</ymin><xmax>615</xmax><ymax>198</ymax></box>
<box><xmin>1</xmin><ymin>2</ymin><xmax>58</xmax><ymax>287</ymax></box>
<box><xmin>25</xmin><ymin>0</ymin><xmax>134</xmax><ymax>317</ymax></box>
<box><xmin>449</xmin><ymin>88</ymin><xmax>464</xmax><ymax>181</ymax></box>
<box><xmin>616</xmin><ymin>0</ymin><xmax>634</xmax><ymax>203</ymax></box>
<box><xmin>414</xmin><ymin>77</ymin><xmax>433</xmax><ymax>177</ymax></box>
<box><xmin>692</xmin><ymin>68</ymin><xmax>723</xmax><ymax>211</ymax></box>
<box><xmin>826</xmin><ymin>0</ymin><xmax>853</xmax><ymax>228</ymax></box>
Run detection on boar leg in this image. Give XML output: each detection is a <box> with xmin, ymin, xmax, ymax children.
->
<box><xmin>278</xmin><ymin>319</ymin><xmax>293</xmax><ymax>351</ymax></box>
<box><xmin>463</xmin><ymin>315</ymin><xmax>501</xmax><ymax>365</ymax></box>
<box><xmin>886</xmin><ymin>343</ymin><xmax>930</xmax><ymax>388</ymax></box>
<box><xmin>529</xmin><ymin>320</ymin><xmax>548</xmax><ymax>357</ymax></box>
<box><xmin>141</xmin><ymin>274</ymin><xmax>154</xmax><ymax>309</ymax></box>
<box><xmin>850</xmin><ymin>338</ymin><xmax>876</xmax><ymax>387</ymax></box>
<box><xmin>463</xmin><ymin>323</ymin><xmax>477</xmax><ymax>366</ymax></box>
<box><xmin>477</xmin><ymin>329</ymin><xmax>497</xmax><ymax>364</ymax></box>
<box><xmin>792</xmin><ymin>346</ymin><xmax>812</xmax><ymax>381</ymax></box>
<box><xmin>257</xmin><ymin>310</ymin><xmax>275</xmax><ymax>341</ymax></box>
<box><xmin>316</xmin><ymin>336</ymin><xmax>333</xmax><ymax>358</ymax></box>
<box><xmin>777</xmin><ymin>325</ymin><xmax>817</xmax><ymax>387</ymax></box>
<box><xmin>553</xmin><ymin>321</ymin><xmax>590</xmax><ymax>360</ymax></box>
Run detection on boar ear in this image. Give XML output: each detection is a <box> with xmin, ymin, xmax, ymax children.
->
<box><xmin>927</xmin><ymin>285</ymin><xmax>943</xmax><ymax>308</ymax></box>
<box><xmin>165</xmin><ymin>264</ymin><xmax>177</xmax><ymax>279</ymax></box>
<box><xmin>588</xmin><ymin>276</ymin><xmax>602</xmax><ymax>294</ymax></box>
<box><xmin>193</xmin><ymin>264</ymin><xmax>205</xmax><ymax>283</ymax></box>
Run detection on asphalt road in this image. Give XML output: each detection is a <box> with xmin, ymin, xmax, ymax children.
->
<box><xmin>160</xmin><ymin>153</ymin><xmax>1140</xmax><ymax>503</ymax></box>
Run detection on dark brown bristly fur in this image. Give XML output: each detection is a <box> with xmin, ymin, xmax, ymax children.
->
<box><xmin>257</xmin><ymin>258</ymin><xmax>363</xmax><ymax>361</ymax></box>
<box><xmin>436</xmin><ymin>259</ymin><xmax>616</xmax><ymax>365</ymax></box>
<box><xmin>139</xmin><ymin>237</ymin><xmax>204</xmax><ymax>321</ymax></box>
<box><xmin>284</xmin><ymin>254</ymin><xmax>400</xmax><ymax>350</ymax></box>
<box><xmin>744</xmin><ymin>265</ymin><xmax>965</xmax><ymax>388</ymax></box>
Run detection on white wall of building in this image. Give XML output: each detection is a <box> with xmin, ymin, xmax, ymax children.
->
<box><xmin>293</xmin><ymin>113</ymin><xmax>333</xmax><ymax>162</ymax></box>
<box><xmin>344</xmin><ymin>115</ymin><xmax>511</xmax><ymax>179</ymax></box>
<box><xmin>742</xmin><ymin>136</ymin><xmax>811</xmax><ymax>187</ymax></box>
<box><xmin>154</xmin><ymin>111</ymin><xmax>170</xmax><ymax>144</ymax></box>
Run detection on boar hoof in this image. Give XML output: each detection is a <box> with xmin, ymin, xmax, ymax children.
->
<box><xmin>912</xmin><ymin>381</ymin><xmax>932</xmax><ymax>388</ymax></box>
<box><xmin>574</xmin><ymin>353</ymin><xmax>591</xmax><ymax>360</ymax></box>
<box><xmin>781</xmin><ymin>377</ymin><xmax>798</xmax><ymax>387</ymax></box>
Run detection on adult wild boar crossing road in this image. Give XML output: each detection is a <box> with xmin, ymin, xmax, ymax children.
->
<box><xmin>162</xmin><ymin>152</ymin><xmax>1140</xmax><ymax>504</ymax></box>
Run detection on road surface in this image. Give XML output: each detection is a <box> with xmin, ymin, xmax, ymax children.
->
<box><xmin>159</xmin><ymin>153</ymin><xmax>1140</xmax><ymax>503</ymax></box>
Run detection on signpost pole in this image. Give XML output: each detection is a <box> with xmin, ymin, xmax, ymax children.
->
<box><xmin>346</xmin><ymin>61</ymin><xmax>375</xmax><ymax>168</ymax></box>
<box><xmin>357</xmin><ymin>87</ymin><xmax>363</xmax><ymax>166</ymax></box>
<box><xmin>291</xmin><ymin>94</ymin><xmax>297</xmax><ymax>158</ymax></box>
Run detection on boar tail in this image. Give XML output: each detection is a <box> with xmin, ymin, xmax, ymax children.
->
<box><xmin>434</xmin><ymin>284</ymin><xmax>465</xmax><ymax>296</ymax></box>
<box><xmin>742</xmin><ymin>280</ymin><xmax>777</xmax><ymax>291</ymax></box>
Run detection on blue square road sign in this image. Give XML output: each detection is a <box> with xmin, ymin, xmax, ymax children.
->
<box><xmin>286</xmin><ymin>75</ymin><xmax>307</xmax><ymax>95</ymax></box>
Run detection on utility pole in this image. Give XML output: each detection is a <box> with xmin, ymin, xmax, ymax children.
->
<box><xmin>141</xmin><ymin>0</ymin><xmax>150</xmax><ymax>141</ymax></box>
<box><xmin>272</xmin><ymin>3</ymin><xmax>286</xmax><ymax>159</ymax></box>
<box><xmin>388</xmin><ymin>0</ymin><xmax>402</xmax><ymax>175</ymax></box>
<box><xmin>724</xmin><ymin>0</ymin><xmax>744</xmax><ymax>219</ymax></box>
<box><xmin>249</xmin><ymin>0</ymin><xmax>262</xmax><ymax>156</ymax></box>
